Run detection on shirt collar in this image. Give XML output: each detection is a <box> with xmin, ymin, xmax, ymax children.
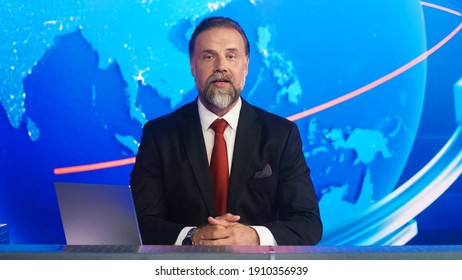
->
<box><xmin>198</xmin><ymin>97</ymin><xmax>242</xmax><ymax>132</ymax></box>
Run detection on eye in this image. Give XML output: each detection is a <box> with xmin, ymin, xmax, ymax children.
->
<box><xmin>227</xmin><ymin>54</ymin><xmax>237</xmax><ymax>60</ymax></box>
<box><xmin>203</xmin><ymin>54</ymin><xmax>214</xmax><ymax>60</ymax></box>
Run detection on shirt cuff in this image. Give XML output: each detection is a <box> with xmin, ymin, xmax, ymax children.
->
<box><xmin>250</xmin><ymin>226</ymin><xmax>277</xmax><ymax>246</ymax></box>
<box><xmin>174</xmin><ymin>226</ymin><xmax>196</xmax><ymax>245</ymax></box>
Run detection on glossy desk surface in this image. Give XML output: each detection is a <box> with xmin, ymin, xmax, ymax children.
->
<box><xmin>1</xmin><ymin>245</ymin><xmax>461</xmax><ymax>260</ymax></box>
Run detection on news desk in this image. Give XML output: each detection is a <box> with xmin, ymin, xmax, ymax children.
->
<box><xmin>1</xmin><ymin>245</ymin><xmax>461</xmax><ymax>260</ymax></box>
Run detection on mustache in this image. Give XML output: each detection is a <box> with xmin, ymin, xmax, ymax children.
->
<box><xmin>206</xmin><ymin>72</ymin><xmax>232</xmax><ymax>84</ymax></box>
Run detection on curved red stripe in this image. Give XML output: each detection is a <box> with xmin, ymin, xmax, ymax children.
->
<box><xmin>53</xmin><ymin>157</ymin><xmax>136</xmax><ymax>175</ymax></box>
<box><xmin>420</xmin><ymin>1</ymin><xmax>462</xmax><ymax>16</ymax></box>
<box><xmin>54</xmin><ymin>2</ymin><xmax>462</xmax><ymax>174</ymax></box>
<box><xmin>287</xmin><ymin>22</ymin><xmax>462</xmax><ymax>121</ymax></box>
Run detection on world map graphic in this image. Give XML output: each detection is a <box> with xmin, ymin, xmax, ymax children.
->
<box><xmin>1</xmin><ymin>0</ymin><xmax>461</xmax><ymax>244</ymax></box>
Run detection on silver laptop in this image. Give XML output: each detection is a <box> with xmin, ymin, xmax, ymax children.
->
<box><xmin>54</xmin><ymin>182</ymin><xmax>142</xmax><ymax>245</ymax></box>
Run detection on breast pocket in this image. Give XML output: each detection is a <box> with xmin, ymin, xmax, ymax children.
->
<box><xmin>248</xmin><ymin>175</ymin><xmax>276</xmax><ymax>190</ymax></box>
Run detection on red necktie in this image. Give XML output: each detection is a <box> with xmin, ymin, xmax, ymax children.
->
<box><xmin>209</xmin><ymin>118</ymin><xmax>229</xmax><ymax>216</ymax></box>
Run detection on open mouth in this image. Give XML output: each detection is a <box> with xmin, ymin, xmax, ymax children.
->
<box><xmin>211</xmin><ymin>78</ymin><xmax>230</xmax><ymax>83</ymax></box>
<box><xmin>210</xmin><ymin>77</ymin><xmax>231</xmax><ymax>88</ymax></box>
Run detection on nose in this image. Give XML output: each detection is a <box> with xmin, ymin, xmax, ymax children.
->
<box><xmin>214</xmin><ymin>55</ymin><xmax>228</xmax><ymax>72</ymax></box>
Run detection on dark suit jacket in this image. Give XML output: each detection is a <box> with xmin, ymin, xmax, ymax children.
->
<box><xmin>130</xmin><ymin>99</ymin><xmax>322</xmax><ymax>245</ymax></box>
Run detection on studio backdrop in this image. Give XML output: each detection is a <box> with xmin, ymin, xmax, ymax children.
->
<box><xmin>1</xmin><ymin>0</ymin><xmax>461</xmax><ymax>245</ymax></box>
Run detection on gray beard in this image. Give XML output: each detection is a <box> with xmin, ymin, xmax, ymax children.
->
<box><xmin>199</xmin><ymin>80</ymin><xmax>241</xmax><ymax>112</ymax></box>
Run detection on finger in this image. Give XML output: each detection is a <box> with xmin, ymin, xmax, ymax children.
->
<box><xmin>201</xmin><ymin>224</ymin><xmax>260</xmax><ymax>246</ymax></box>
<box><xmin>213</xmin><ymin>213</ymin><xmax>241</xmax><ymax>222</ymax></box>
<box><xmin>208</xmin><ymin>216</ymin><xmax>230</xmax><ymax>226</ymax></box>
<box><xmin>195</xmin><ymin>224</ymin><xmax>229</xmax><ymax>242</ymax></box>
<box><xmin>197</xmin><ymin>228</ymin><xmax>241</xmax><ymax>246</ymax></box>
<box><xmin>197</xmin><ymin>236</ymin><xmax>239</xmax><ymax>246</ymax></box>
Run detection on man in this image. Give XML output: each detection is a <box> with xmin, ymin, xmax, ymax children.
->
<box><xmin>130</xmin><ymin>16</ymin><xmax>322</xmax><ymax>246</ymax></box>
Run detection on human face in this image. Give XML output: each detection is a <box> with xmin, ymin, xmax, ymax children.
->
<box><xmin>190</xmin><ymin>27</ymin><xmax>249</xmax><ymax>116</ymax></box>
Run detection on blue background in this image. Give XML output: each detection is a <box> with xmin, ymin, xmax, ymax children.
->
<box><xmin>1</xmin><ymin>0</ymin><xmax>461</xmax><ymax>245</ymax></box>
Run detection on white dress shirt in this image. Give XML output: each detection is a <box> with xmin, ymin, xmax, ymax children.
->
<box><xmin>174</xmin><ymin>98</ymin><xmax>277</xmax><ymax>246</ymax></box>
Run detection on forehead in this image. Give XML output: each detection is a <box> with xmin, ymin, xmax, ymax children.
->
<box><xmin>194</xmin><ymin>27</ymin><xmax>246</xmax><ymax>53</ymax></box>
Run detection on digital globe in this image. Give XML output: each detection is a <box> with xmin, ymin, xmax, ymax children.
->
<box><xmin>1</xmin><ymin>0</ymin><xmax>432</xmax><ymax>244</ymax></box>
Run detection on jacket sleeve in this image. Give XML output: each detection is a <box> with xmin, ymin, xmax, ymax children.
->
<box><xmin>130</xmin><ymin>121</ymin><xmax>184</xmax><ymax>245</ymax></box>
<box><xmin>264</xmin><ymin>122</ymin><xmax>323</xmax><ymax>245</ymax></box>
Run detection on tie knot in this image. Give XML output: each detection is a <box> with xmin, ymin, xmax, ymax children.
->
<box><xmin>210</xmin><ymin>118</ymin><xmax>228</xmax><ymax>134</ymax></box>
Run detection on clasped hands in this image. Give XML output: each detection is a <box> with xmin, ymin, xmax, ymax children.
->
<box><xmin>192</xmin><ymin>213</ymin><xmax>260</xmax><ymax>245</ymax></box>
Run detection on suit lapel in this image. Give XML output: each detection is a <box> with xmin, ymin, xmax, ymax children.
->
<box><xmin>227</xmin><ymin>100</ymin><xmax>261</xmax><ymax>213</ymax></box>
<box><xmin>179</xmin><ymin>101</ymin><xmax>216</xmax><ymax>215</ymax></box>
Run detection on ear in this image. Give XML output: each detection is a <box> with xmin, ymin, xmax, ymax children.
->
<box><xmin>244</xmin><ymin>56</ymin><xmax>249</xmax><ymax>76</ymax></box>
<box><xmin>190</xmin><ymin>57</ymin><xmax>196</xmax><ymax>77</ymax></box>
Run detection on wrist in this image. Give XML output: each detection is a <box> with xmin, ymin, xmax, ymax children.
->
<box><xmin>181</xmin><ymin>227</ymin><xmax>197</xmax><ymax>245</ymax></box>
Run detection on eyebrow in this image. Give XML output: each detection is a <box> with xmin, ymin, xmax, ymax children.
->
<box><xmin>200</xmin><ymin>48</ymin><xmax>241</xmax><ymax>54</ymax></box>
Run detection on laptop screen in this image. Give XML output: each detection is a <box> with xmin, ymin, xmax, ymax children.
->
<box><xmin>54</xmin><ymin>182</ymin><xmax>142</xmax><ymax>245</ymax></box>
